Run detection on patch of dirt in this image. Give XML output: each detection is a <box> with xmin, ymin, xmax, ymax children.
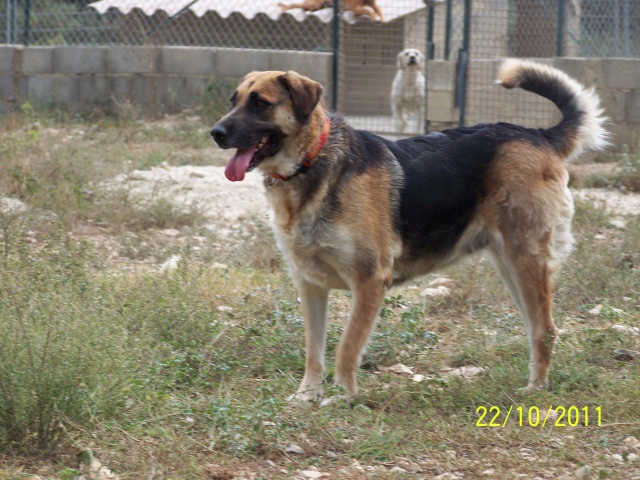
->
<box><xmin>573</xmin><ymin>188</ymin><xmax>640</xmax><ymax>215</ymax></box>
<box><xmin>107</xmin><ymin>164</ymin><xmax>640</xmax><ymax>221</ymax></box>
<box><xmin>105</xmin><ymin>164</ymin><xmax>271</xmax><ymax>233</ymax></box>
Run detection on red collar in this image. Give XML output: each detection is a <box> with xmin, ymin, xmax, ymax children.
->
<box><xmin>270</xmin><ymin>116</ymin><xmax>331</xmax><ymax>181</ymax></box>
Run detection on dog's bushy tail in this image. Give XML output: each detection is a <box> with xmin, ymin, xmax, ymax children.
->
<box><xmin>496</xmin><ymin>59</ymin><xmax>609</xmax><ymax>159</ymax></box>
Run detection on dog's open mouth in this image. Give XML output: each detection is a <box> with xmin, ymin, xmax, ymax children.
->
<box><xmin>224</xmin><ymin>133</ymin><xmax>281</xmax><ymax>182</ymax></box>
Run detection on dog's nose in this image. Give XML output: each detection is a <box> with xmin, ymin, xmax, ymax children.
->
<box><xmin>210</xmin><ymin>124</ymin><xmax>228</xmax><ymax>147</ymax></box>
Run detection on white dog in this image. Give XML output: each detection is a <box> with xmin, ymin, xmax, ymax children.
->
<box><xmin>391</xmin><ymin>48</ymin><xmax>425</xmax><ymax>134</ymax></box>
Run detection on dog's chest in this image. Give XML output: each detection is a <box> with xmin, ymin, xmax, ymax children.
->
<box><xmin>394</xmin><ymin>71</ymin><xmax>424</xmax><ymax>101</ymax></box>
<box><xmin>266</xmin><ymin>186</ymin><xmax>351</xmax><ymax>289</ymax></box>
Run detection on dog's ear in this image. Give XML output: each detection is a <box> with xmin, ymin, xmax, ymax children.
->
<box><xmin>278</xmin><ymin>71</ymin><xmax>324</xmax><ymax>124</ymax></box>
<box><xmin>397</xmin><ymin>51</ymin><xmax>405</xmax><ymax>69</ymax></box>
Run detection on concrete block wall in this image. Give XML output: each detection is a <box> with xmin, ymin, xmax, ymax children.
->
<box><xmin>426</xmin><ymin>60</ymin><xmax>458</xmax><ymax>125</ymax></box>
<box><xmin>0</xmin><ymin>45</ymin><xmax>334</xmax><ymax>115</ymax></box>
<box><xmin>0</xmin><ymin>45</ymin><xmax>638</xmax><ymax>151</ymax></box>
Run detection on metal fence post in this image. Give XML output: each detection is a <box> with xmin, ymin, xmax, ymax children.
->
<box><xmin>24</xmin><ymin>0</ymin><xmax>31</xmax><ymax>46</ymax></box>
<box><xmin>444</xmin><ymin>0</ymin><xmax>452</xmax><ymax>60</ymax></box>
<box><xmin>424</xmin><ymin>3</ymin><xmax>432</xmax><ymax>133</ymax></box>
<box><xmin>6</xmin><ymin>0</ymin><xmax>18</xmax><ymax>44</ymax></box>
<box><xmin>331</xmin><ymin>1</ymin><xmax>339</xmax><ymax>111</ymax></box>
<box><xmin>623</xmin><ymin>0</ymin><xmax>630</xmax><ymax>57</ymax></box>
<box><xmin>556</xmin><ymin>0</ymin><xmax>565</xmax><ymax>57</ymax></box>
<box><xmin>426</xmin><ymin>1</ymin><xmax>435</xmax><ymax>60</ymax></box>
<box><xmin>457</xmin><ymin>0</ymin><xmax>471</xmax><ymax>127</ymax></box>
<box><xmin>5</xmin><ymin>0</ymin><xmax>9</xmax><ymax>44</ymax></box>
<box><xmin>614</xmin><ymin>0</ymin><xmax>621</xmax><ymax>57</ymax></box>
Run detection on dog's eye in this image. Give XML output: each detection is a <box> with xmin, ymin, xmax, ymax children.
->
<box><xmin>255</xmin><ymin>100</ymin><xmax>268</xmax><ymax>109</ymax></box>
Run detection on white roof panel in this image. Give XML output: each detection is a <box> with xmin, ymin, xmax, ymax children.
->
<box><xmin>89</xmin><ymin>0</ymin><xmax>428</xmax><ymax>24</ymax></box>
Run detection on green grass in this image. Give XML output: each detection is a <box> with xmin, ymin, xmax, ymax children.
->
<box><xmin>200</xmin><ymin>77</ymin><xmax>240</xmax><ymax>123</ymax></box>
<box><xmin>0</xmin><ymin>108</ymin><xmax>638</xmax><ymax>478</ymax></box>
<box><xmin>0</xmin><ymin>230</ymin><xmax>130</xmax><ymax>452</ymax></box>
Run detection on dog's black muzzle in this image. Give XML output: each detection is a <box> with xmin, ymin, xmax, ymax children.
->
<box><xmin>210</xmin><ymin>117</ymin><xmax>253</xmax><ymax>150</ymax></box>
<box><xmin>408</xmin><ymin>56</ymin><xmax>417</xmax><ymax>65</ymax></box>
<box><xmin>210</xmin><ymin>122</ymin><xmax>231</xmax><ymax>149</ymax></box>
<box><xmin>211</xmin><ymin>111</ymin><xmax>270</xmax><ymax>149</ymax></box>
<box><xmin>211</xmin><ymin>115</ymin><xmax>285</xmax><ymax>160</ymax></box>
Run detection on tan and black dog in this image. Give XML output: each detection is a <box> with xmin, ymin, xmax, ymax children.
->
<box><xmin>211</xmin><ymin>60</ymin><xmax>608</xmax><ymax>403</ymax></box>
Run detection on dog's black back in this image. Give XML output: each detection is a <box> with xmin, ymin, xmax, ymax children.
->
<box><xmin>353</xmin><ymin>124</ymin><xmax>551</xmax><ymax>257</ymax></box>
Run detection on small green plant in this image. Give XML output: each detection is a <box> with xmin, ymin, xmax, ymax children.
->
<box><xmin>95</xmin><ymin>190</ymin><xmax>204</xmax><ymax>232</ymax></box>
<box><xmin>57</xmin><ymin>468</ymin><xmax>81</xmax><ymax>480</ymax></box>
<box><xmin>136</xmin><ymin>197</ymin><xmax>204</xmax><ymax>230</ymax></box>
<box><xmin>614</xmin><ymin>148</ymin><xmax>640</xmax><ymax>192</ymax></box>
<box><xmin>137</xmin><ymin>151</ymin><xmax>167</xmax><ymax>170</ymax></box>
<box><xmin>201</xmin><ymin>78</ymin><xmax>240</xmax><ymax>122</ymax></box>
<box><xmin>574</xmin><ymin>148</ymin><xmax>640</xmax><ymax>192</ymax></box>
<box><xmin>20</xmin><ymin>101</ymin><xmax>33</xmax><ymax>115</ymax></box>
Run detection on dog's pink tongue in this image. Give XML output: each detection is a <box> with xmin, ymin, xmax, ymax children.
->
<box><xmin>224</xmin><ymin>145</ymin><xmax>257</xmax><ymax>182</ymax></box>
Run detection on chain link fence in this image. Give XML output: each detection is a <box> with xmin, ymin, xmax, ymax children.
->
<box><xmin>579</xmin><ymin>0</ymin><xmax>640</xmax><ymax>57</ymax></box>
<box><xmin>458</xmin><ymin>0</ymin><xmax>640</xmax><ymax>130</ymax></box>
<box><xmin>4</xmin><ymin>1</ymin><xmax>637</xmax><ymax>54</ymax></box>
<box><xmin>1</xmin><ymin>0</ymin><xmax>639</xmax><ymax>135</ymax></box>
<box><xmin>459</xmin><ymin>0</ymin><xmax>561</xmax><ymax>129</ymax></box>
<box><xmin>1</xmin><ymin>1</ymin><xmax>332</xmax><ymax>49</ymax></box>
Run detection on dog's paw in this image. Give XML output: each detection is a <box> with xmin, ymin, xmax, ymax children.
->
<box><xmin>287</xmin><ymin>389</ymin><xmax>323</xmax><ymax>403</ymax></box>
<box><xmin>521</xmin><ymin>381</ymin><xmax>548</xmax><ymax>393</ymax></box>
<box><xmin>319</xmin><ymin>393</ymin><xmax>358</xmax><ymax>407</ymax></box>
<box><xmin>320</xmin><ymin>394</ymin><xmax>348</xmax><ymax>407</ymax></box>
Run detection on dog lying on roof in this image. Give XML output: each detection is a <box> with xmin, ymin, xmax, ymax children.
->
<box><xmin>277</xmin><ymin>0</ymin><xmax>384</xmax><ymax>22</ymax></box>
<box><xmin>210</xmin><ymin>59</ymin><xmax>608</xmax><ymax>403</ymax></box>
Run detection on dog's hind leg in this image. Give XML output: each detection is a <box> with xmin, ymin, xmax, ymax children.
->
<box><xmin>334</xmin><ymin>273</ymin><xmax>388</xmax><ymax>400</ymax></box>
<box><xmin>361</xmin><ymin>1</ymin><xmax>385</xmax><ymax>21</ymax></box>
<box><xmin>348</xmin><ymin>5</ymin><xmax>381</xmax><ymax>22</ymax></box>
<box><xmin>486</xmin><ymin>234</ymin><xmax>558</xmax><ymax>391</ymax></box>
<box><xmin>485</xmin><ymin>247</ymin><xmax>527</xmax><ymax>322</ymax></box>
<box><xmin>290</xmin><ymin>277</ymin><xmax>330</xmax><ymax>402</ymax></box>
<box><xmin>278</xmin><ymin>1</ymin><xmax>327</xmax><ymax>12</ymax></box>
<box><xmin>371</xmin><ymin>4</ymin><xmax>385</xmax><ymax>22</ymax></box>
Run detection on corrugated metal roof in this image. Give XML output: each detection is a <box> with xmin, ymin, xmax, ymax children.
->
<box><xmin>88</xmin><ymin>0</ymin><xmax>428</xmax><ymax>24</ymax></box>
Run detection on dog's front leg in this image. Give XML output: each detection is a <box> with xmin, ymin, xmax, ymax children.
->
<box><xmin>334</xmin><ymin>274</ymin><xmax>387</xmax><ymax>400</ymax></box>
<box><xmin>290</xmin><ymin>277</ymin><xmax>330</xmax><ymax>402</ymax></box>
<box><xmin>416</xmin><ymin>97</ymin><xmax>425</xmax><ymax>133</ymax></box>
<box><xmin>391</xmin><ymin>99</ymin><xmax>402</xmax><ymax>133</ymax></box>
